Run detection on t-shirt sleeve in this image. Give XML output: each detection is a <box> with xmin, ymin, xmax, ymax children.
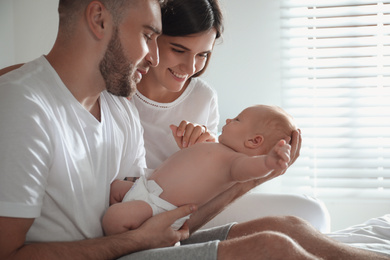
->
<box><xmin>0</xmin><ymin>81</ymin><xmax>52</xmax><ymax>218</ymax></box>
<box><xmin>127</xmin><ymin>139</ymin><xmax>147</xmax><ymax>178</ymax></box>
<box><xmin>115</xmin><ymin>99</ymin><xmax>148</xmax><ymax>180</ymax></box>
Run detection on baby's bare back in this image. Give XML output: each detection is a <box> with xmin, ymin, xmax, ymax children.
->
<box><xmin>148</xmin><ymin>142</ymin><xmax>241</xmax><ymax>207</ymax></box>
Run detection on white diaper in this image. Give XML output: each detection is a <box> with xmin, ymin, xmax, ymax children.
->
<box><xmin>123</xmin><ymin>175</ymin><xmax>190</xmax><ymax>230</ymax></box>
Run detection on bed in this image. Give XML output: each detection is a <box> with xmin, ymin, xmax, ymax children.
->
<box><xmin>326</xmin><ymin>214</ymin><xmax>390</xmax><ymax>256</ymax></box>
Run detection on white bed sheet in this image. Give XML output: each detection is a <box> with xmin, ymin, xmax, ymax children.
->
<box><xmin>326</xmin><ymin>214</ymin><xmax>390</xmax><ymax>256</ymax></box>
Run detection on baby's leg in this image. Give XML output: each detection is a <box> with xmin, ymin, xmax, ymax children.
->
<box><xmin>102</xmin><ymin>200</ymin><xmax>153</xmax><ymax>236</ymax></box>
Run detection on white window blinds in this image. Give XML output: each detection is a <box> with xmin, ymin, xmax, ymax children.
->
<box><xmin>280</xmin><ymin>0</ymin><xmax>390</xmax><ymax>200</ymax></box>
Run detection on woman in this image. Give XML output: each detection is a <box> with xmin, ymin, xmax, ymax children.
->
<box><xmin>132</xmin><ymin>0</ymin><xmax>224</xmax><ymax>169</ymax></box>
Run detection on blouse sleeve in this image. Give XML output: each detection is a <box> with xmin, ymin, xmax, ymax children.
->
<box><xmin>206</xmin><ymin>87</ymin><xmax>220</xmax><ymax>137</ymax></box>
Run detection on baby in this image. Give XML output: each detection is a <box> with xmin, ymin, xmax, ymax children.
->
<box><xmin>102</xmin><ymin>105</ymin><xmax>297</xmax><ymax>235</ymax></box>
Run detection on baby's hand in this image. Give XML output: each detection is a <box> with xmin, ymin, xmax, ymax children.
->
<box><xmin>170</xmin><ymin>120</ymin><xmax>216</xmax><ymax>149</ymax></box>
<box><xmin>109</xmin><ymin>179</ymin><xmax>134</xmax><ymax>205</ymax></box>
<box><xmin>266</xmin><ymin>140</ymin><xmax>291</xmax><ymax>170</ymax></box>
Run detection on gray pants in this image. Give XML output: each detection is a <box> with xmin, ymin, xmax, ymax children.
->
<box><xmin>118</xmin><ymin>223</ymin><xmax>235</xmax><ymax>260</ymax></box>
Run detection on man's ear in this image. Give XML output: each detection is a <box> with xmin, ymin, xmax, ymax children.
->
<box><xmin>86</xmin><ymin>1</ymin><xmax>110</xmax><ymax>40</ymax></box>
<box><xmin>245</xmin><ymin>135</ymin><xmax>264</xmax><ymax>149</ymax></box>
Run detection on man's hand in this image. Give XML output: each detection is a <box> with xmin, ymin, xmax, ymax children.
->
<box><xmin>138</xmin><ymin>204</ymin><xmax>197</xmax><ymax>248</ymax></box>
<box><xmin>289</xmin><ymin>129</ymin><xmax>302</xmax><ymax>166</ymax></box>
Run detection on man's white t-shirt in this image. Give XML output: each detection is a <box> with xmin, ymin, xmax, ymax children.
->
<box><xmin>0</xmin><ymin>56</ymin><xmax>146</xmax><ymax>242</ymax></box>
<box><xmin>131</xmin><ymin>77</ymin><xmax>219</xmax><ymax>169</ymax></box>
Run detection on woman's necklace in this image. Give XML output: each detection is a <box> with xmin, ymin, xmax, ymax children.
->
<box><xmin>135</xmin><ymin>92</ymin><xmax>169</xmax><ymax>109</ymax></box>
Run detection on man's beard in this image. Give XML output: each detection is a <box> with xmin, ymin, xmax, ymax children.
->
<box><xmin>99</xmin><ymin>28</ymin><xmax>137</xmax><ymax>98</ymax></box>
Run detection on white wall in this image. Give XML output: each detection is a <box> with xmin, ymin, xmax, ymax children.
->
<box><xmin>1</xmin><ymin>0</ymin><xmax>388</xmax><ymax>232</ymax></box>
<box><xmin>203</xmin><ymin>0</ymin><xmax>282</xmax><ymax>130</ymax></box>
<box><xmin>0</xmin><ymin>0</ymin><xmax>15</xmax><ymax>68</ymax></box>
<box><xmin>0</xmin><ymin>0</ymin><xmax>58</xmax><ymax>68</ymax></box>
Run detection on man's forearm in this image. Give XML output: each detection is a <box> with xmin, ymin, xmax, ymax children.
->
<box><xmin>187</xmin><ymin>168</ymin><xmax>287</xmax><ymax>234</ymax></box>
<box><xmin>5</xmin><ymin>232</ymin><xmax>146</xmax><ymax>260</ymax></box>
<box><xmin>187</xmin><ymin>180</ymin><xmax>258</xmax><ymax>234</ymax></box>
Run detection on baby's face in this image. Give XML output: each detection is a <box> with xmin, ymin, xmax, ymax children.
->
<box><xmin>218</xmin><ymin>107</ymin><xmax>259</xmax><ymax>150</ymax></box>
<box><xmin>219</xmin><ymin>105</ymin><xmax>294</xmax><ymax>153</ymax></box>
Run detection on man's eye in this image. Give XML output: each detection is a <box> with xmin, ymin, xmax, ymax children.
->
<box><xmin>144</xmin><ymin>34</ymin><xmax>152</xmax><ymax>41</ymax></box>
<box><xmin>172</xmin><ymin>48</ymin><xmax>184</xmax><ymax>53</ymax></box>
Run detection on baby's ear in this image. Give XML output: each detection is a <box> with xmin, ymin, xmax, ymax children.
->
<box><xmin>245</xmin><ymin>135</ymin><xmax>264</xmax><ymax>149</ymax></box>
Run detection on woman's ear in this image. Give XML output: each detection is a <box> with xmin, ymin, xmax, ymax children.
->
<box><xmin>86</xmin><ymin>1</ymin><xmax>110</xmax><ymax>40</ymax></box>
<box><xmin>245</xmin><ymin>135</ymin><xmax>264</xmax><ymax>149</ymax></box>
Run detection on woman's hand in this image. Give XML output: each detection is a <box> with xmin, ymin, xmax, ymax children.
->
<box><xmin>170</xmin><ymin>120</ymin><xmax>216</xmax><ymax>149</ymax></box>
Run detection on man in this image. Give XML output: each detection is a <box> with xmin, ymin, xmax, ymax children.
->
<box><xmin>0</xmin><ymin>0</ymin><xmax>186</xmax><ymax>258</ymax></box>
<box><xmin>0</xmin><ymin>1</ymin><xmax>388</xmax><ymax>259</ymax></box>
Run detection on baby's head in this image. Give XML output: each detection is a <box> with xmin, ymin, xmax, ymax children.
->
<box><xmin>219</xmin><ymin>105</ymin><xmax>296</xmax><ymax>155</ymax></box>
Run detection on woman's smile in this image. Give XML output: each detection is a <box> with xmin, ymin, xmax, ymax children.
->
<box><xmin>169</xmin><ymin>68</ymin><xmax>187</xmax><ymax>82</ymax></box>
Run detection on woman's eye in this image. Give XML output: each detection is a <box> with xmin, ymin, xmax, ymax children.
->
<box><xmin>198</xmin><ymin>53</ymin><xmax>208</xmax><ymax>58</ymax></box>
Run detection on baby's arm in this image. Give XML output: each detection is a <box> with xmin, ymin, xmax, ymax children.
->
<box><xmin>230</xmin><ymin>140</ymin><xmax>291</xmax><ymax>182</ymax></box>
<box><xmin>109</xmin><ymin>180</ymin><xmax>134</xmax><ymax>205</ymax></box>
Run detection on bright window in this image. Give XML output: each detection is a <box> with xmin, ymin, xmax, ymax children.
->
<box><xmin>280</xmin><ymin>0</ymin><xmax>390</xmax><ymax>200</ymax></box>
